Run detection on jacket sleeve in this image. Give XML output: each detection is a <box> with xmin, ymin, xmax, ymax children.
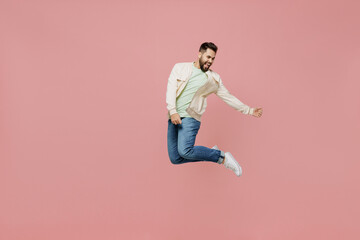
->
<box><xmin>215</xmin><ymin>77</ymin><xmax>254</xmax><ymax>115</ymax></box>
<box><xmin>166</xmin><ymin>64</ymin><xmax>178</xmax><ymax>115</ymax></box>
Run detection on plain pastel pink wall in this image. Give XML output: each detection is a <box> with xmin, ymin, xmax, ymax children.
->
<box><xmin>1</xmin><ymin>0</ymin><xmax>360</xmax><ymax>239</ymax></box>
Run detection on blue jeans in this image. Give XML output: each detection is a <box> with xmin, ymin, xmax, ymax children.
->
<box><xmin>167</xmin><ymin>117</ymin><xmax>225</xmax><ymax>164</ymax></box>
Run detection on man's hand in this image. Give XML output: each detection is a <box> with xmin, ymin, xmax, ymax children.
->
<box><xmin>170</xmin><ymin>113</ymin><xmax>182</xmax><ymax>125</ymax></box>
<box><xmin>252</xmin><ymin>108</ymin><xmax>263</xmax><ymax>118</ymax></box>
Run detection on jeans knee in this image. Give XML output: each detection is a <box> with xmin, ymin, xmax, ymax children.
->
<box><xmin>169</xmin><ymin>156</ymin><xmax>182</xmax><ymax>165</ymax></box>
<box><xmin>178</xmin><ymin>147</ymin><xmax>192</xmax><ymax>159</ymax></box>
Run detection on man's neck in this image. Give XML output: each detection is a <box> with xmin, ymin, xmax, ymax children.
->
<box><xmin>193</xmin><ymin>61</ymin><xmax>201</xmax><ymax>69</ymax></box>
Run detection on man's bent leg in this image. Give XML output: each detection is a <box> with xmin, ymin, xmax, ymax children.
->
<box><xmin>177</xmin><ymin>117</ymin><xmax>224</xmax><ymax>164</ymax></box>
<box><xmin>167</xmin><ymin>119</ymin><xmax>185</xmax><ymax>164</ymax></box>
<box><xmin>168</xmin><ymin>119</ymin><xmax>202</xmax><ymax>164</ymax></box>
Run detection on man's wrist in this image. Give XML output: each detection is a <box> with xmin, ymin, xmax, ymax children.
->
<box><xmin>249</xmin><ymin>107</ymin><xmax>255</xmax><ymax>115</ymax></box>
<box><xmin>169</xmin><ymin>109</ymin><xmax>178</xmax><ymax>115</ymax></box>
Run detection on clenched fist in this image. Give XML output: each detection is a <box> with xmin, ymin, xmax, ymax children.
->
<box><xmin>252</xmin><ymin>108</ymin><xmax>263</xmax><ymax>118</ymax></box>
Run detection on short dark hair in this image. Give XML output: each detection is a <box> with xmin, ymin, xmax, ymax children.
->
<box><xmin>199</xmin><ymin>42</ymin><xmax>218</xmax><ymax>53</ymax></box>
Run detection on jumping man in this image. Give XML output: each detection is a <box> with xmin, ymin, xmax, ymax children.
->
<box><xmin>166</xmin><ymin>42</ymin><xmax>263</xmax><ymax>176</ymax></box>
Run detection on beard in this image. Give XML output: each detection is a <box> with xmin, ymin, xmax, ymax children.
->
<box><xmin>199</xmin><ymin>58</ymin><xmax>211</xmax><ymax>72</ymax></box>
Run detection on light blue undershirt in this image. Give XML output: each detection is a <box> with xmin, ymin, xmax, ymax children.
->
<box><xmin>176</xmin><ymin>63</ymin><xmax>208</xmax><ymax>117</ymax></box>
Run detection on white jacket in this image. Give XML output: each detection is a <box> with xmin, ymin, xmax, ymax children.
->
<box><xmin>166</xmin><ymin>62</ymin><xmax>254</xmax><ymax>121</ymax></box>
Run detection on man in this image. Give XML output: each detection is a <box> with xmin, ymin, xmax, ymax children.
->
<box><xmin>166</xmin><ymin>42</ymin><xmax>263</xmax><ymax>177</ymax></box>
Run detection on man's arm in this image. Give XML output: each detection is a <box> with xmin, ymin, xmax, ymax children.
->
<box><xmin>166</xmin><ymin>64</ymin><xmax>178</xmax><ymax>115</ymax></box>
<box><xmin>215</xmin><ymin>77</ymin><xmax>255</xmax><ymax>115</ymax></box>
<box><xmin>166</xmin><ymin>64</ymin><xmax>182</xmax><ymax>124</ymax></box>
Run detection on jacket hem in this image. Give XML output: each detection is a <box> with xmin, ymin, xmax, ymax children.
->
<box><xmin>186</xmin><ymin>108</ymin><xmax>202</xmax><ymax>122</ymax></box>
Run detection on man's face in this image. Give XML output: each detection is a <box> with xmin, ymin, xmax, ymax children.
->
<box><xmin>198</xmin><ymin>48</ymin><xmax>216</xmax><ymax>72</ymax></box>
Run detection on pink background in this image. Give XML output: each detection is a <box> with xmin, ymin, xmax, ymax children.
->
<box><xmin>1</xmin><ymin>0</ymin><xmax>360</xmax><ymax>239</ymax></box>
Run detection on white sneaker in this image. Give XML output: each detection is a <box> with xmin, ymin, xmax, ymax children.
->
<box><xmin>224</xmin><ymin>152</ymin><xmax>242</xmax><ymax>177</ymax></box>
<box><xmin>212</xmin><ymin>146</ymin><xmax>242</xmax><ymax>176</ymax></box>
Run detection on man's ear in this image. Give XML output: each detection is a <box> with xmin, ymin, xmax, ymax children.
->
<box><xmin>198</xmin><ymin>51</ymin><xmax>202</xmax><ymax>58</ymax></box>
